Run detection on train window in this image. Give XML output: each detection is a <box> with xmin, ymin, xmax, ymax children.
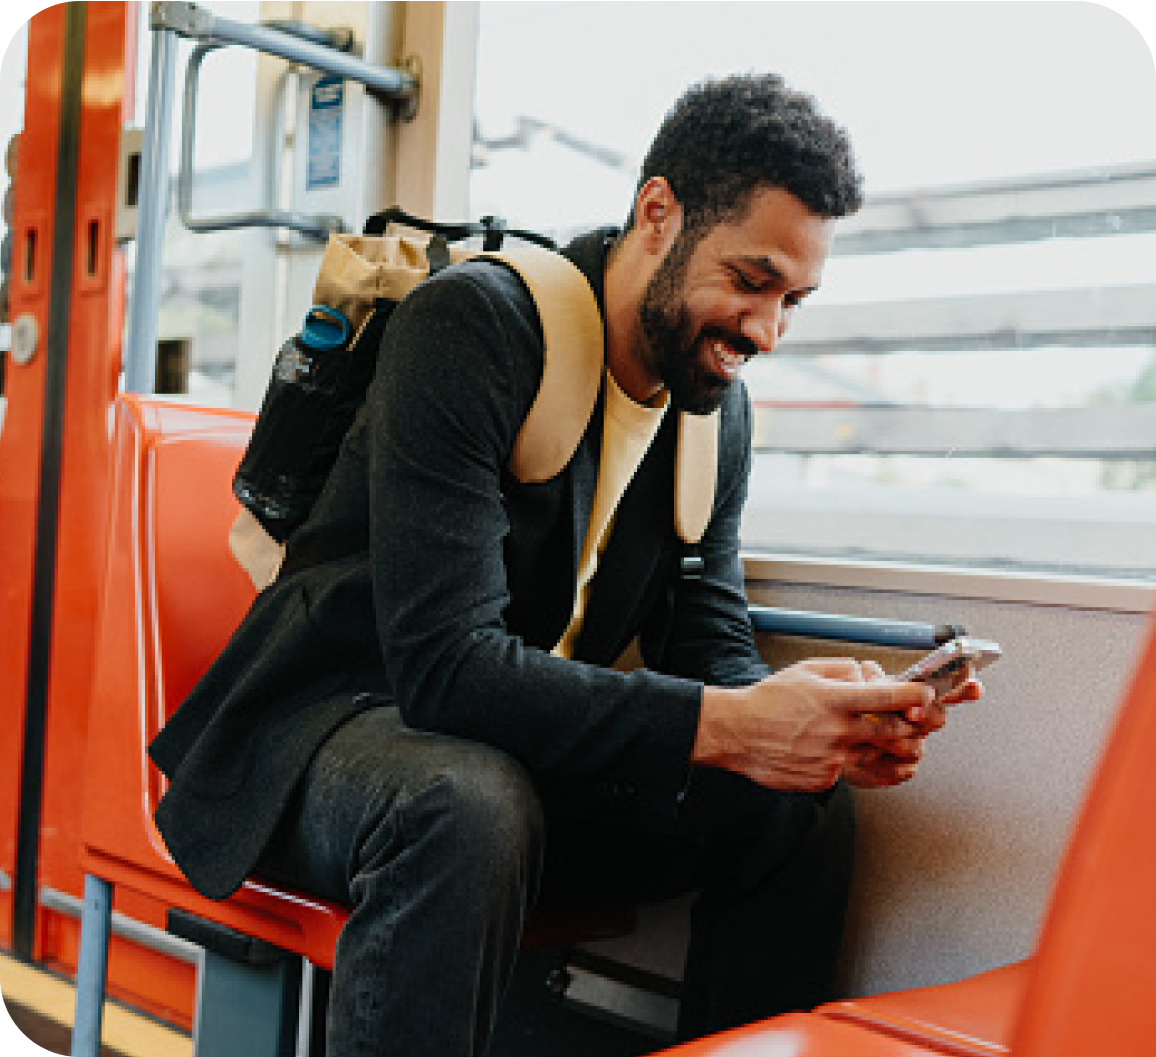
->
<box><xmin>128</xmin><ymin>0</ymin><xmax>261</xmax><ymax>407</ymax></box>
<box><xmin>470</xmin><ymin>2</ymin><xmax>1156</xmax><ymax>582</ymax></box>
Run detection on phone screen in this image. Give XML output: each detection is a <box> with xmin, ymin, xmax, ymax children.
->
<box><xmin>899</xmin><ymin>636</ymin><xmax>1001</xmax><ymax>695</ymax></box>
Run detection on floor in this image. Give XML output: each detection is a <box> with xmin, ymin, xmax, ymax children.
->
<box><xmin>0</xmin><ymin>951</ymin><xmax>191</xmax><ymax>1057</ymax></box>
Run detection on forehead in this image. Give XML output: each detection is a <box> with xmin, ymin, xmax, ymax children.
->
<box><xmin>695</xmin><ymin>185</ymin><xmax>835</xmax><ymax>285</ymax></box>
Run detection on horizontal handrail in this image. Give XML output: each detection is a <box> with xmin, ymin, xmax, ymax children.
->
<box><xmin>41</xmin><ymin>884</ymin><xmax>202</xmax><ymax>965</ymax></box>
<box><xmin>749</xmin><ymin>605</ymin><xmax>962</xmax><ymax>650</ymax></box>
<box><xmin>152</xmin><ymin>2</ymin><xmax>417</xmax><ymax>108</ymax></box>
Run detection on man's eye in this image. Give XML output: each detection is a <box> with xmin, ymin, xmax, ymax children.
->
<box><xmin>732</xmin><ymin>269</ymin><xmax>764</xmax><ymax>293</ymax></box>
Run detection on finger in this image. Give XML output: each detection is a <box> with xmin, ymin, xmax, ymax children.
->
<box><xmin>851</xmin><ymin>712</ymin><xmax>920</xmax><ymax>745</ymax></box>
<box><xmin>903</xmin><ymin>697</ymin><xmax>948</xmax><ymax>730</ymax></box>
<box><xmin>861</xmin><ymin>659</ymin><xmax>888</xmax><ymax>682</ymax></box>
<box><xmin>846</xmin><ymin>753</ymin><xmax>920</xmax><ymax>788</ymax></box>
<box><xmin>940</xmin><ymin>679</ymin><xmax>984</xmax><ymax>707</ymax></box>
<box><xmin>800</xmin><ymin>657</ymin><xmax>864</xmax><ymax>681</ymax></box>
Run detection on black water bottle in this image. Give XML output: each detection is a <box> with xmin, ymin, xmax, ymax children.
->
<box><xmin>233</xmin><ymin>304</ymin><xmax>357</xmax><ymax>542</ymax></box>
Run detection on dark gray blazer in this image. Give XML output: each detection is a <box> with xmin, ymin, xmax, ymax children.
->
<box><xmin>150</xmin><ymin>230</ymin><xmax>769</xmax><ymax>900</ymax></box>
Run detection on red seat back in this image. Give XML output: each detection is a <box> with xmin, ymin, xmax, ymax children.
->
<box><xmin>148</xmin><ymin>431</ymin><xmax>256</xmax><ymax>722</ymax></box>
<box><xmin>82</xmin><ymin>395</ymin><xmax>257</xmax><ymax>851</ymax></box>
<box><xmin>1013</xmin><ymin>619</ymin><xmax>1156</xmax><ymax>1055</ymax></box>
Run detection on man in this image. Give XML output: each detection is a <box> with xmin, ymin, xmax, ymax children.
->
<box><xmin>150</xmin><ymin>73</ymin><xmax>980</xmax><ymax>1056</ymax></box>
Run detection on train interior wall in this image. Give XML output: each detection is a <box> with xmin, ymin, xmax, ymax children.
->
<box><xmin>569</xmin><ymin>570</ymin><xmax>1151</xmax><ymax>1008</ymax></box>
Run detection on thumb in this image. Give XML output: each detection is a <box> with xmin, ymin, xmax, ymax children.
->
<box><xmin>838</xmin><ymin>677</ymin><xmax>936</xmax><ymax>714</ymax></box>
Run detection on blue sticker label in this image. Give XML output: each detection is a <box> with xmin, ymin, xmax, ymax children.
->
<box><xmin>307</xmin><ymin>75</ymin><xmax>343</xmax><ymax>190</ymax></box>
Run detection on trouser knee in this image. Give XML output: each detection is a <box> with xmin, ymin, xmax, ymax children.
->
<box><xmin>423</xmin><ymin>747</ymin><xmax>547</xmax><ymax>889</ymax></box>
<box><xmin>348</xmin><ymin>738</ymin><xmax>546</xmax><ymax>913</ymax></box>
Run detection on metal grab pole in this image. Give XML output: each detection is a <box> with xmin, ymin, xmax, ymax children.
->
<box><xmin>70</xmin><ymin>875</ymin><xmax>113</xmax><ymax>1057</ymax></box>
<box><xmin>122</xmin><ymin>25</ymin><xmax>178</xmax><ymax>394</ymax></box>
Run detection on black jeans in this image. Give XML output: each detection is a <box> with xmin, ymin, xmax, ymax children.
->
<box><xmin>256</xmin><ymin>706</ymin><xmax>855</xmax><ymax>1057</ymax></box>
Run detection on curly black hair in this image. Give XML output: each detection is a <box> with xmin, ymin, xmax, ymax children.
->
<box><xmin>628</xmin><ymin>72</ymin><xmax>863</xmax><ymax>236</ymax></box>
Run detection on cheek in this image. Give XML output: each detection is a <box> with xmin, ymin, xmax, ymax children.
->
<box><xmin>685</xmin><ymin>287</ymin><xmax>745</xmax><ymax>332</ymax></box>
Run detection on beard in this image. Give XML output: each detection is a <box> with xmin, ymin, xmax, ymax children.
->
<box><xmin>637</xmin><ymin>235</ymin><xmax>756</xmax><ymax>416</ymax></box>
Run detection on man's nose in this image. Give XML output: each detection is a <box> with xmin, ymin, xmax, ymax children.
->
<box><xmin>741</xmin><ymin>303</ymin><xmax>784</xmax><ymax>355</ymax></box>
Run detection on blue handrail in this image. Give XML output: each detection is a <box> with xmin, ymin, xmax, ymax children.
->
<box><xmin>749</xmin><ymin>606</ymin><xmax>963</xmax><ymax>651</ymax></box>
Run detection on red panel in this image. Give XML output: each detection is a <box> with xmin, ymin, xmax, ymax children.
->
<box><xmin>34</xmin><ymin>0</ymin><xmax>137</xmax><ymax>942</ymax></box>
<box><xmin>0</xmin><ymin>3</ymin><xmax>64</xmax><ymax>949</ymax></box>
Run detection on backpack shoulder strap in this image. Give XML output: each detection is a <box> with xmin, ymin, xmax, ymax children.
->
<box><xmin>484</xmin><ymin>246</ymin><xmax>604</xmax><ymax>485</ymax></box>
<box><xmin>487</xmin><ymin>245</ymin><xmax>718</xmax><ymax>544</ymax></box>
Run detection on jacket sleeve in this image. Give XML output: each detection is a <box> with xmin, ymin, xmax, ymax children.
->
<box><xmin>365</xmin><ymin>263</ymin><xmax>701</xmax><ymax>815</ymax></box>
<box><xmin>640</xmin><ymin>385</ymin><xmax>772</xmax><ymax>688</ymax></box>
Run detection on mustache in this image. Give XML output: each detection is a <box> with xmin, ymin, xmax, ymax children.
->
<box><xmin>701</xmin><ymin>326</ymin><xmax>759</xmax><ymax>360</ymax></box>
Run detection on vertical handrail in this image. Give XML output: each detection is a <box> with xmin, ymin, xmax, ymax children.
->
<box><xmin>122</xmin><ymin>26</ymin><xmax>178</xmax><ymax>394</ymax></box>
<box><xmin>70</xmin><ymin>875</ymin><xmax>113</xmax><ymax>1057</ymax></box>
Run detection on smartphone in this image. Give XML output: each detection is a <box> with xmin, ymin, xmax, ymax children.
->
<box><xmin>899</xmin><ymin>636</ymin><xmax>1001</xmax><ymax>698</ymax></box>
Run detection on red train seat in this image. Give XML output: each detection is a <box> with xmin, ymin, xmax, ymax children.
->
<box><xmin>72</xmin><ymin>395</ymin><xmax>632</xmax><ymax>1057</ymax></box>
<box><xmin>1010</xmin><ymin>609</ymin><xmax>1156</xmax><ymax>1057</ymax></box>
<box><xmin>817</xmin><ymin>961</ymin><xmax>1030</xmax><ymax>1056</ymax></box>
<box><xmin>656</xmin><ymin>1010</ymin><xmax>962</xmax><ymax>1056</ymax></box>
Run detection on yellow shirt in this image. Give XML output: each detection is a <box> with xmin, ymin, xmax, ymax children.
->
<box><xmin>553</xmin><ymin>371</ymin><xmax>669</xmax><ymax>658</ymax></box>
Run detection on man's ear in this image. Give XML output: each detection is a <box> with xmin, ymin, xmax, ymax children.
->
<box><xmin>634</xmin><ymin>176</ymin><xmax>683</xmax><ymax>253</ymax></box>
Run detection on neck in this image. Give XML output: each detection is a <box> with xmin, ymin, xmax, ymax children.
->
<box><xmin>602</xmin><ymin>234</ymin><xmax>665</xmax><ymax>405</ymax></box>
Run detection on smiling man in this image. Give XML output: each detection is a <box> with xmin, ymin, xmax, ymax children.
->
<box><xmin>151</xmin><ymin>73</ymin><xmax>980</xmax><ymax>1057</ymax></box>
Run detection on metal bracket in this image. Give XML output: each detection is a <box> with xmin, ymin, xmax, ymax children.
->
<box><xmin>155</xmin><ymin>0</ymin><xmax>420</xmax><ymax>240</ymax></box>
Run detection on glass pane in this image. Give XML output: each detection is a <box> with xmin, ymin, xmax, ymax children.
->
<box><xmin>127</xmin><ymin>0</ymin><xmax>260</xmax><ymax>406</ymax></box>
<box><xmin>471</xmin><ymin>1</ymin><xmax>1156</xmax><ymax>580</ymax></box>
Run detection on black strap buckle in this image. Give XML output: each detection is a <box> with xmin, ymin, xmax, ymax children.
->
<box><xmin>680</xmin><ymin>551</ymin><xmax>705</xmax><ymax>581</ymax></box>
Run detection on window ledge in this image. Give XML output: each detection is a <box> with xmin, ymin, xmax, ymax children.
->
<box><xmin>742</xmin><ymin>551</ymin><xmax>1155</xmax><ymax>614</ymax></box>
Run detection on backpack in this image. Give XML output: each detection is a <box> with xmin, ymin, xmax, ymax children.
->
<box><xmin>229</xmin><ymin>208</ymin><xmax>718</xmax><ymax>589</ymax></box>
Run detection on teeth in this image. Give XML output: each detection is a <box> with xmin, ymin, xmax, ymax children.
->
<box><xmin>713</xmin><ymin>340</ymin><xmax>741</xmax><ymax>367</ymax></box>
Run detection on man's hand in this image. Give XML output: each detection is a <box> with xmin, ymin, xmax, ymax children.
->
<box><xmin>692</xmin><ymin>658</ymin><xmax>936</xmax><ymax>793</ymax></box>
<box><xmin>842</xmin><ymin>659</ymin><xmax>984</xmax><ymax>788</ymax></box>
